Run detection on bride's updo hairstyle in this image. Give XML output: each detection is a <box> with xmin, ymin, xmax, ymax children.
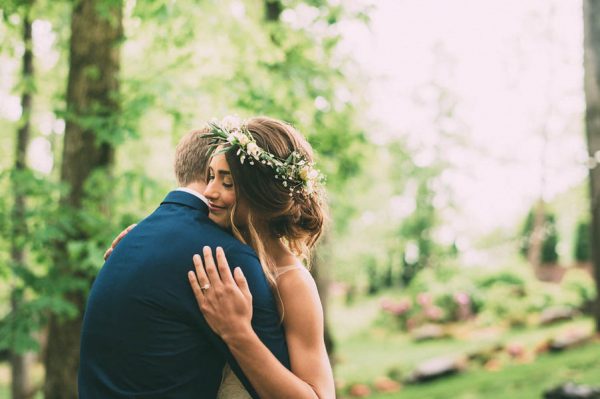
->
<box><xmin>224</xmin><ymin>116</ymin><xmax>326</xmax><ymax>284</ymax></box>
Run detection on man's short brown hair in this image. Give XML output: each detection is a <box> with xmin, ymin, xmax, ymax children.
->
<box><xmin>174</xmin><ymin>126</ymin><xmax>212</xmax><ymax>186</ymax></box>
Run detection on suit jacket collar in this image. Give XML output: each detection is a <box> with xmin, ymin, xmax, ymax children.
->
<box><xmin>175</xmin><ymin>187</ymin><xmax>209</xmax><ymax>205</ymax></box>
<box><xmin>161</xmin><ymin>190</ymin><xmax>209</xmax><ymax>215</ymax></box>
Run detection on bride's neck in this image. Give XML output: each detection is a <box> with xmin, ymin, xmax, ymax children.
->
<box><xmin>263</xmin><ymin>235</ymin><xmax>285</xmax><ymax>254</ymax></box>
<box><xmin>265</xmin><ymin>236</ymin><xmax>296</xmax><ymax>266</ymax></box>
<box><xmin>240</xmin><ymin>222</ymin><xmax>293</xmax><ymax>267</ymax></box>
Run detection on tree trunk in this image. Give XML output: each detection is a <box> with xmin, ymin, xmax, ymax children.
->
<box><xmin>43</xmin><ymin>0</ymin><xmax>123</xmax><ymax>397</ymax></box>
<box><xmin>10</xmin><ymin>5</ymin><xmax>34</xmax><ymax>399</ymax></box>
<box><xmin>310</xmin><ymin>249</ymin><xmax>335</xmax><ymax>364</ymax></box>
<box><xmin>583</xmin><ymin>0</ymin><xmax>600</xmax><ymax>333</ymax></box>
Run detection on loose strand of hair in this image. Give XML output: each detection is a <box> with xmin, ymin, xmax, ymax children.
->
<box><xmin>229</xmin><ymin>206</ymin><xmax>285</xmax><ymax>323</ymax></box>
<box><xmin>246</xmin><ymin>216</ymin><xmax>286</xmax><ymax>324</ymax></box>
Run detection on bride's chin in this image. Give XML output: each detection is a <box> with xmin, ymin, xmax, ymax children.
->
<box><xmin>208</xmin><ymin>213</ymin><xmax>247</xmax><ymax>233</ymax></box>
<box><xmin>209</xmin><ymin>214</ymin><xmax>227</xmax><ymax>229</ymax></box>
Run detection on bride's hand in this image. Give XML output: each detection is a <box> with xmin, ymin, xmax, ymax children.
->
<box><xmin>188</xmin><ymin>246</ymin><xmax>253</xmax><ymax>342</ymax></box>
<box><xmin>103</xmin><ymin>224</ymin><xmax>137</xmax><ymax>260</ymax></box>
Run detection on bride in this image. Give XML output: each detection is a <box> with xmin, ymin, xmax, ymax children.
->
<box><xmin>193</xmin><ymin>116</ymin><xmax>334</xmax><ymax>398</ymax></box>
<box><xmin>108</xmin><ymin>116</ymin><xmax>335</xmax><ymax>398</ymax></box>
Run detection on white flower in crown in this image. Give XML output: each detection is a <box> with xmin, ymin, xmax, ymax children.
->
<box><xmin>231</xmin><ymin>131</ymin><xmax>249</xmax><ymax>146</ymax></box>
<box><xmin>299</xmin><ymin>165</ymin><xmax>319</xmax><ymax>182</ymax></box>
<box><xmin>220</xmin><ymin>115</ymin><xmax>243</xmax><ymax>132</ymax></box>
<box><xmin>305</xmin><ymin>179</ymin><xmax>315</xmax><ymax>194</ymax></box>
<box><xmin>246</xmin><ymin>142</ymin><xmax>261</xmax><ymax>159</ymax></box>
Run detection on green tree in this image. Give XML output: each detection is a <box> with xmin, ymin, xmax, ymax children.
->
<box><xmin>365</xmin><ymin>255</ymin><xmax>380</xmax><ymax>295</ymax></box>
<box><xmin>6</xmin><ymin>1</ymin><xmax>36</xmax><ymax>397</ymax></box>
<box><xmin>520</xmin><ymin>208</ymin><xmax>559</xmax><ymax>265</ymax></box>
<box><xmin>394</xmin><ymin>43</ymin><xmax>463</xmax><ymax>286</ymax></box>
<box><xmin>542</xmin><ymin>214</ymin><xmax>559</xmax><ymax>264</ymax></box>
<box><xmin>43</xmin><ymin>0</ymin><xmax>124</xmax><ymax>396</ymax></box>
<box><xmin>399</xmin><ymin>179</ymin><xmax>438</xmax><ymax>284</ymax></box>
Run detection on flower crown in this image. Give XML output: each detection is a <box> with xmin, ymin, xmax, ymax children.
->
<box><xmin>204</xmin><ymin>116</ymin><xmax>324</xmax><ymax>197</ymax></box>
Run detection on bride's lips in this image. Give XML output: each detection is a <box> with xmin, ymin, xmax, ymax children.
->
<box><xmin>208</xmin><ymin>202</ymin><xmax>226</xmax><ymax>213</ymax></box>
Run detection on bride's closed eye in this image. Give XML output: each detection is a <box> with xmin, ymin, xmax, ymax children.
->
<box><xmin>208</xmin><ymin>168</ymin><xmax>234</xmax><ymax>189</ymax></box>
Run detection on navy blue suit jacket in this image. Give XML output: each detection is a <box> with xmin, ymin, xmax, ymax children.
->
<box><xmin>78</xmin><ymin>191</ymin><xmax>290</xmax><ymax>398</ymax></box>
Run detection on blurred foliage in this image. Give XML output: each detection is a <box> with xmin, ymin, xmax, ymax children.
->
<box><xmin>329</xmin><ymin>137</ymin><xmax>460</xmax><ymax>294</ymax></box>
<box><xmin>0</xmin><ymin>165</ymin><xmax>164</xmax><ymax>353</ymax></box>
<box><xmin>562</xmin><ymin>268</ymin><xmax>596</xmax><ymax>308</ymax></box>
<box><xmin>519</xmin><ymin>208</ymin><xmax>559</xmax><ymax>265</ymax></box>
<box><xmin>574</xmin><ymin>221</ymin><xmax>591</xmax><ymax>262</ymax></box>
<box><xmin>376</xmin><ymin>262</ymin><xmax>596</xmax><ymax>330</ymax></box>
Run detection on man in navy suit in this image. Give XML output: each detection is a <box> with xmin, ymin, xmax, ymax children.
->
<box><xmin>78</xmin><ymin>128</ymin><xmax>289</xmax><ymax>398</ymax></box>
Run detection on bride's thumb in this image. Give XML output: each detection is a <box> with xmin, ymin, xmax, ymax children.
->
<box><xmin>234</xmin><ymin>267</ymin><xmax>251</xmax><ymax>298</ymax></box>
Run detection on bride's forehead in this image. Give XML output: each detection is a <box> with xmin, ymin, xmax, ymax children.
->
<box><xmin>210</xmin><ymin>153</ymin><xmax>229</xmax><ymax>169</ymax></box>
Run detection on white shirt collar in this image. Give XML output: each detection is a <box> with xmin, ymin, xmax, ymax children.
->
<box><xmin>175</xmin><ymin>187</ymin><xmax>209</xmax><ymax>206</ymax></box>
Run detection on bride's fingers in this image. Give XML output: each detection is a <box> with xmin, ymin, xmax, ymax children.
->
<box><xmin>191</xmin><ymin>253</ymin><xmax>211</xmax><ymax>300</ymax></box>
<box><xmin>215</xmin><ymin>247</ymin><xmax>234</xmax><ymax>286</ymax></box>
<box><xmin>203</xmin><ymin>246</ymin><xmax>224</xmax><ymax>289</ymax></box>
<box><xmin>188</xmin><ymin>270</ymin><xmax>204</xmax><ymax>304</ymax></box>
<box><xmin>234</xmin><ymin>267</ymin><xmax>252</xmax><ymax>302</ymax></box>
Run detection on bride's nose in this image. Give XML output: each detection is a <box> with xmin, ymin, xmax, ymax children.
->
<box><xmin>204</xmin><ymin>181</ymin><xmax>219</xmax><ymax>200</ymax></box>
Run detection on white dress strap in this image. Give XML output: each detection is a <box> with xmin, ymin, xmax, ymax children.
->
<box><xmin>274</xmin><ymin>264</ymin><xmax>302</xmax><ymax>279</ymax></box>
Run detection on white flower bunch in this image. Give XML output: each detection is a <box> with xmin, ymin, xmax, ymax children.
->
<box><xmin>205</xmin><ymin>116</ymin><xmax>324</xmax><ymax>197</ymax></box>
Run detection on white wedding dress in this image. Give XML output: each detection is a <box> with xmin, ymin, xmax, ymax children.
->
<box><xmin>217</xmin><ymin>364</ymin><xmax>253</xmax><ymax>398</ymax></box>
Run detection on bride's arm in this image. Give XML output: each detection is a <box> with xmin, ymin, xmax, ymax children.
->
<box><xmin>227</xmin><ymin>265</ymin><xmax>334</xmax><ymax>399</ymax></box>
<box><xmin>188</xmin><ymin>247</ymin><xmax>335</xmax><ymax>399</ymax></box>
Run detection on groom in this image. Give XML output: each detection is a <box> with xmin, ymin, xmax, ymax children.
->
<box><xmin>78</xmin><ymin>127</ymin><xmax>290</xmax><ymax>398</ymax></box>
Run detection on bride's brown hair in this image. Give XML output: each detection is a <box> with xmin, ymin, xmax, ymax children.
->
<box><xmin>224</xmin><ymin>116</ymin><xmax>327</xmax><ymax>286</ymax></box>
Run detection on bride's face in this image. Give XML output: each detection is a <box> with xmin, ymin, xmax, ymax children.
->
<box><xmin>204</xmin><ymin>153</ymin><xmax>248</xmax><ymax>229</ymax></box>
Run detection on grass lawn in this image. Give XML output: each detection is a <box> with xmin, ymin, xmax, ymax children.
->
<box><xmin>333</xmin><ymin>318</ymin><xmax>595</xmax><ymax>383</ymax></box>
<box><xmin>366</xmin><ymin>341</ymin><xmax>600</xmax><ymax>399</ymax></box>
<box><xmin>330</xmin><ymin>292</ymin><xmax>600</xmax><ymax>398</ymax></box>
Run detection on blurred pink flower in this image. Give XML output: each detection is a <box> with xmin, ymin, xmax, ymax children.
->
<box><xmin>381</xmin><ymin>298</ymin><xmax>412</xmax><ymax>316</ymax></box>
<box><xmin>380</xmin><ymin>298</ymin><xmax>393</xmax><ymax>312</ymax></box>
<box><xmin>417</xmin><ymin>292</ymin><xmax>432</xmax><ymax>307</ymax></box>
<box><xmin>454</xmin><ymin>292</ymin><xmax>470</xmax><ymax>305</ymax></box>
<box><xmin>506</xmin><ymin>342</ymin><xmax>526</xmax><ymax>358</ymax></box>
<box><xmin>425</xmin><ymin>305</ymin><xmax>443</xmax><ymax>321</ymax></box>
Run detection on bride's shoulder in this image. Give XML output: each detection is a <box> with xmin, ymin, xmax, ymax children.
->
<box><xmin>275</xmin><ymin>262</ymin><xmax>318</xmax><ymax>300</ymax></box>
<box><xmin>276</xmin><ymin>263</ymin><xmax>323</xmax><ymax>329</ymax></box>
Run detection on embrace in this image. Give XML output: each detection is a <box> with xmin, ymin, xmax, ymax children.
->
<box><xmin>78</xmin><ymin>116</ymin><xmax>335</xmax><ymax>398</ymax></box>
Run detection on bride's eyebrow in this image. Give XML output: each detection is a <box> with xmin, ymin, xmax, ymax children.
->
<box><xmin>217</xmin><ymin>170</ymin><xmax>231</xmax><ymax>176</ymax></box>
